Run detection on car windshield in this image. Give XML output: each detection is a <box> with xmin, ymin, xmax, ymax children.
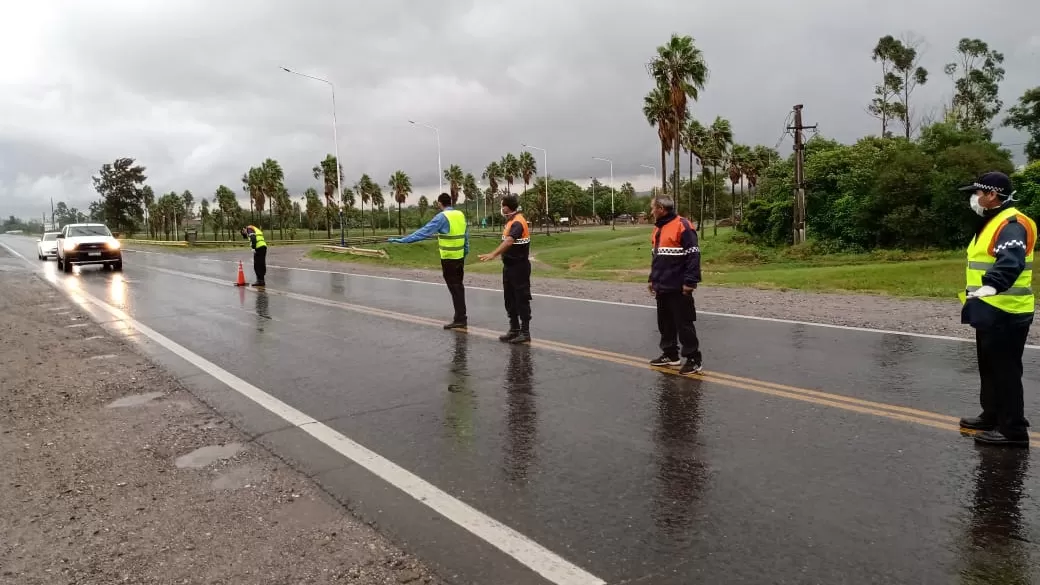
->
<box><xmin>67</xmin><ymin>225</ymin><xmax>112</xmax><ymax>237</ymax></box>
<box><xmin>42</xmin><ymin>233</ymin><xmax>57</xmax><ymax>241</ymax></box>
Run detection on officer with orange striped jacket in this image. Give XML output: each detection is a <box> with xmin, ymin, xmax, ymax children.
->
<box><xmin>647</xmin><ymin>196</ymin><xmax>702</xmax><ymax>375</ymax></box>
<box><xmin>479</xmin><ymin>195</ymin><xmax>532</xmax><ymax>344</ymax></box>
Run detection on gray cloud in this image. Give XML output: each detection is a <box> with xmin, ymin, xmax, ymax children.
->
<box><xmin>1</xmin><ymin>0</ymin><xmax>1036</xmax><ymax>219</ymax></box>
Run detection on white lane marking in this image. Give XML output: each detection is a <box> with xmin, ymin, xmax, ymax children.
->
<box><xmin>8</xmin><ymin>245</ymin><xmax>604</xmax><ymax>585</ymax></box>
<box><xmin>120</xmin><ymin>248</ymin><xmax>1038</xmax><ymax>351</ymax></box>
<box><xmin>66</xmin><ymin>323</ymin><xmax>89</xmax><ymax>328</ymax></box>
<box><xmin>84</xmin><ymin>336</ymin><xmax>105</xmax><ymax>341</ymax></box>
<box><xmin>87</xmin><ymin>354</ymin><xmax>117</xmax><ymax>360</ymax></box>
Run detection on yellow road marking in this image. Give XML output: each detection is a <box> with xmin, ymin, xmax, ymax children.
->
<box><xmin>137</xmin><ymin>265</ymin><xmax>1040</xmax><ymax>446</ymax></box>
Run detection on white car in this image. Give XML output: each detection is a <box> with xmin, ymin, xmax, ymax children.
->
<box><xmin>56</xmin><ymin>223</ymin><xmax>122</xmax><ymax>272</ymax></box>
<box><xmin>37</xmin><ymin>232</ymin><xmax>60</xmax><ymax>260</ymax></box>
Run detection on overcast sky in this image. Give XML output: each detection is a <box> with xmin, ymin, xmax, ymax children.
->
<box><xmin>1</xmin><ymin>0</ymin><xmax>1037</xmax><ymax>219</ymax></box>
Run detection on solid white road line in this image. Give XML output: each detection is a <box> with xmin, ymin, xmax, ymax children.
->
<box><xmin>118</xmin><ymin>247</ymin><xmax>1006</xmax><ymax>348</ymax></box>
<box><xmin>0</xmin><ymin>239</ymin><xmax>605</xmax><ymax>585</ymax></box>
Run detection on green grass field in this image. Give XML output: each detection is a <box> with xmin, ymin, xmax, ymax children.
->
<box><xmin>305</xmin><ymin>225</ymin><xmax>983</xmax><ymax>298</ymax></box>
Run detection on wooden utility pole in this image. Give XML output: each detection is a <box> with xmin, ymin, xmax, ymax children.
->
<box><xmin>789</xmin><ymin>104</ymin><xmax>816</xmax><ymax>245</ymax></box>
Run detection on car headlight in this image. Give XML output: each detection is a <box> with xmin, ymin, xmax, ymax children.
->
<box><xmin>107</xmin><ymin>240</ymin><xmax>121</xmax><ymax>250</ymax></box>
<box><xmin>63</xmin><ymin>241</ymin><xmax>77</xmax><ymax>251</ymax></box>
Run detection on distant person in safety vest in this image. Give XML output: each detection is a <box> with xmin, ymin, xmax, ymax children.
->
<box><xmin>958</xmin><ymin>172</ymin><xmax>1035</xmax><ymax>447</ymax></box>
<box><xmin>389</xmin><ymin>193</ymin><xmax>469</xmax><ymax>329</ymax></box>
<box><xmin>647</xmin><ymin>196</ymin><xmax>702</xmax><ymax>376</ymax></box>
<box><xmin>240</xmin><ymin>225</ymin><xmax>267</xmax><ymax>287</ymax></box>
<box><xmin>479</xmin><ymin>194</ymin><xmax>532</xmax><ymax>343</ymax></box>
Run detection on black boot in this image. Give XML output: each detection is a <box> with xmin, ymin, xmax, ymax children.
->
<box><xmin>510</xmin><ymin>324</ymin><xmax>531</xmax><ymax>344</ymax></box>
<box><xmin>499</xmin><ymin>329</ymin><xmax>520</xmax><ymax>342</ymax></box>
<box><xmin>960</xmin><ymin>414</ymin><xmax>996</xmax><ymax>431</ymax></box>
<box><xmin>443</xmin><ymin>319</ymin><xmax>467</xmax><ymax>330</ymax></box>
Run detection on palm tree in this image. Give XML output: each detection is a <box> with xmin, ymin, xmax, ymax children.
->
<box><xmin>648</xmin><ymin>34</ymin><xmax>709</xmax><ymax>205</ymax></box>
<box><xmin>518</xmin><ymin>151</ymin><xmax>537</xmax><ymax>194</ymax></box>
<box><xmin>463</xmin><ymin>173</ymin><xmax>479</xmax><ymax>226</ymax></box>
<box><xmin>357</xmin><ymin>174</ymin><xmax>374</xmax><ymax>236</ymax></box>
<box><xmin>242</xmin><ymin>167</ymin><xmax>262</xmax><ymax>224</ymax></box>
<box><xmin>730</xmin><ymin>144</ymin><xmax>753</xmax><ymax>218</ymax></box>
<box><xmin>259</xmin><ymin>158</ymin><xmax>284</xmax><ymax>234</ymax></box>
<box><xmin>500</xmin><ymin>153</ymin><xmax>519</xmax><ymax>194</ymax></box>
<box><xmin>388</xmin><ymin>170</ymin><xmax>412</xmax><ymax>235</ymax></box>
<box><xmin>746</xmin><ymin>145</ymin><xmax>780</xmax><ymax>200</ymax></box>
<box><xmin>643</xmin><ymin>84</ymin><xmax>673</xmax><ymax>195</ymax></box>
<box><xmin>312</xmin><ymin>154</ymin><xmax>341</xmax><ymax>238</ymax></box>
<box><xmin>682</xmin><ymin>118</ymin><xmax>708</xmax><ymax>225</ymax></box>
<box><xmin>443</xmin><ymin>164</ymin><xmax>465</xmax><ymax>205</ymax></box>
<box><xmin>482</xmin><ymin>162</ymin><xmax>502</xmax><ymax>197</ymax></box>
<box><xmin>706</xmin><ymin>117</ymin><xmax>733</xmax><ymax>236</ymax></box>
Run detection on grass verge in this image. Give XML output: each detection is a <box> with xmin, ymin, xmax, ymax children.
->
<box><xmin>302</xmin><ymin>226</ymin><xmax>977</xmax><ymax>299</ymax></box>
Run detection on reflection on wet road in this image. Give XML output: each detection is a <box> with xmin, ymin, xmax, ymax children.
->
<box><xmin>3</xmin><ymin>236</ymin><xmax>1039</xmax><ymax>585</ymax></box>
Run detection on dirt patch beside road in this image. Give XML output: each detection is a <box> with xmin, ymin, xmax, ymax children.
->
<box><xmin>0</xmin><ymin>268</ymin><xmax>443</xmax><ymax>584</ymax></box>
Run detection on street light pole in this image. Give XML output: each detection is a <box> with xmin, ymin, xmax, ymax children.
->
<box><xmin>409</xmin><ymin>120</ymin><xmax>443</xmax><ymax>195</ymax></box>
<box><xmin>282</xmin><ymin>66</ymin><xmax>344</xmax><ymax>246</ymax></box>
<box><xmin>522</xmin><ymin>144</ymin><xmax>549</xmax><ymax>236</ymax></box>
<box><xmin>594</xmin><ymin>157</ymin><xmax>615</xmax><ymax>230</ymax></box>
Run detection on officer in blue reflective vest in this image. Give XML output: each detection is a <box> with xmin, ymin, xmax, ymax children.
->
<box><xmin>389</xmin><ymin>193</ymin><xmax>469</xmax><ymax>329</ymax></box>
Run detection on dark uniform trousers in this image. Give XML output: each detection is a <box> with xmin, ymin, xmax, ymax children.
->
<box><xmin>254</xmin><ymin>246</ymin><xmax>267</xmax><ymax>282</ymax></box>
<box><xmin>503</xmin><ymin>258</ymin><xmax>532</xmax><ymax>328</ymax></box>
<box><xmin>976</xmin><ymin>324</ymin><xmax>1031</xmax><ymax>434</ymax></box>
<box><xmin>656</xmin><ymin>291</ymin><xmax>701</xmax><ymax>362</ymax></box>
<box><xmin>441</xmin><ymin>258</ymin><xmax>467</xmax><ymax>322</ymax></box>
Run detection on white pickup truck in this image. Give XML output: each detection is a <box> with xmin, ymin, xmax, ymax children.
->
<box><xmin>56</xmin><ymin>223</ymin><xmax>122</xmax><ymax>272</ymax></box>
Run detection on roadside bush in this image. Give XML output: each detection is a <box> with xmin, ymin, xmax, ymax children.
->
<box><xmin>738</xmin><ymin>122</ymin><xmax>1017</xmax><ymax>251</ymax></box>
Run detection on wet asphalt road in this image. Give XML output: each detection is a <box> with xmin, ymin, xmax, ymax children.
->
<box><xmin>5</xmin><ymin>237</ymin><xmax>1040</xmax><ymax>585</ymax></box>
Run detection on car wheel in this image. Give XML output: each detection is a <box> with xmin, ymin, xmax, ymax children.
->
<box><xmin>112</xmin><ymin>262</ymin><xmax>123</xmax><ymax>272</ymax></box>
<box><xmin>62</xmin><ymin>257</ymin><xmax>72</xmax><ymax>273</ymax></box>
<box><xmin>56</xmin><ymin>256</ymin><xmax>62</xmax><ymax>269</ymax></box>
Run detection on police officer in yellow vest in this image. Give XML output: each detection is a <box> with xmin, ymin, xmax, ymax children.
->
<box><xmin>239</xmin><ymin>224</ymin><xmax>267</xmax><ymax>287</ymax></box>
<box><xmin>958</xmin><ymin>172</ymin><xmax>1035</xmax><ymax>447</ymax></box>
<box><xmin>479</xmin><ymin>195</ymin><xmax>532</xmax><ymax>343</ymax></box>
<box><xmin>389</xmin><ymin>193</ymin><xmax>469</xmax><ymax>329</ymax></box>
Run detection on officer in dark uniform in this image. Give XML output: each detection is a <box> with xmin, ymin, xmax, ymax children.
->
<box><xmin>479</xmin><ymin>195</ymin><xmax>532</xmax><ymax>343</ymax></box>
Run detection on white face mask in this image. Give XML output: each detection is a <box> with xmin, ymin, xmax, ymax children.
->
<box><xmin>970</xmin><ymin>194</ymin><xmax>986</xmax><ymax>217</ymax></box>
<box><xmin>500</xmin><ymin>208</ymin><xmax>509</xmax><ymax>217</ymax></box>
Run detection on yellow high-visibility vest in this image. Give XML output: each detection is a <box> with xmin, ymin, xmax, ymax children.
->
<box><xmin>248</xmin><ymin>225</ymin><xmax>267</xmax><ymax>249</ymax></box>
<box><xmin>964</xmin><ymin>206</ymin><xmax>1036</xmax><ymax>314</ymax></box>
<box><xmin>438</xmin><ymin>210</ymin><xmax>467</xmax><ymax>260</ymax></box>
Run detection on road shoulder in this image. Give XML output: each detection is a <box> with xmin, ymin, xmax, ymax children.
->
<box><xmin>0</xmin><ymin>270</ymin><xmax>443</xmax><ymax>584</ymax></box>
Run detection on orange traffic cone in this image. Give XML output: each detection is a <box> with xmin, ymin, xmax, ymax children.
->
<box><xmin>234</xmin><ymin>261</ymin><xmax>247</xmax><ymax>287</ymax></box>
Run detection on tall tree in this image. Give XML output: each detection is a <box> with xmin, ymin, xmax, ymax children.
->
<box><xmin>200</xmin><ymin>198</ymin><xmax>210</xmax><ymax>239</ymax></box>
<box><xmin>418</xmin><ymin>195</ymin><xmax>430</xmax><ymax>222</ymax></box>
<box><xmin>304</xmin><ymin>187</ymin><xmax>322</xmax><ymax>236</ymax></box>
<box><xmin>649</xmin><ymin>33</ymin><xmax>709</xmax><ymax>202</ymax></box>
<box><xmin>388</xmin><ymin>170</ymin><xmax>412</xmax><ymax>235</ymax></box>
<box><xmin>181</xmin><ymin>190</ymin><xmax>195</xmax><ymax>220</ymax></box>
<box><xmin>683</xmin><ymin>118</ymin><xmax>709</xmax><ymax>223</ymax></box>
<box><xmin>482</xmin><ymin>162</ymin><xmax>502</xmax><ymax>196</ymax></box>
<box><xmin>259</xmin><ymin>158</ymin><xmax>284</xmax><ymax>230</ymax></box>
<box><xmin>312</xmin><ymin>154</ymin><xmax>342</xmax><ymax>237</ymax></box>
<box><xmin>1004</xmin><ymin>87</ymin><xmax>1040</xmax><ymax>162</ymax></box>
<box><xmin>518</xmin><ymin>151</ymin><xmax>537</xmax><ymax>194</ymax></box>
<box><xmin>868</xmin><ymin>36</ymin><xmax>904</xmax><ymax>137</ymax></box>
<box><xmin>945</xmin><ymin>38</ymin><xmax>1005</xmax><ymax>133</ymax></box>
<box><xmin>500</xmin><ymin>153</ymin><xmax>519</xmax><ymax>194</ymax></box>
<box><xmin>243</xmin><ymin>167</ymin><xmax>263</xmax><ymax>224</ymax></box>
<box><xmin>88</xmin><ymin>200</ymin><xmax>104</xmax><ymax>223</ymax></box>
<box><xmin>463</xmin><ymin>173</ymin><xmax>480</xmax><ymax>224</ymax></box>
<box><xmin>892</xmin><ymin>34</ymin><xmax>929</xmax><ymax>139</ymax></box>
<box><xmin>643</xmin><ymin>84</ymin><xmax>673</xmax><ymax>194</ymax></box>
<box><xmin>214</xmin><ymin>185</ymin><xmax>239</xmax><ymax>240</ymax></box>
<box><xmin>92</xmin><ymin>157</ymin><xmax>147</xmax><ymax>236</ymax></box>
<box><xmin>706</xmin><ymin>117</ymin><xmax>733</xmax><ymax>236</ymax></box>
<box><xmin>444</xmin><ymin>164</ymin><xmax>465</xmax><ymax>205</ymax></box>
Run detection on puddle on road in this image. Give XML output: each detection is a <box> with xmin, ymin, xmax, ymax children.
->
<box><xmin>175</xmin><ymin>443</ymin><xmax>245</xmax><ymax>469</ymax></box>
<box><xmin>106</xmin><ymin>392</ymin><xmax>165</xmax><ymax>408</ymax></box>
<box><xmin>210</xmin><ymin>464</ymin><xmax>265</xmax><ymax>490</ymax></box>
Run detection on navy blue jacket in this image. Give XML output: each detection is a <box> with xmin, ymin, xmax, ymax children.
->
<box><xmin>649</xmin><ymin>213</ymin><xmax>701</xmax><ymax>293</ymax></box>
